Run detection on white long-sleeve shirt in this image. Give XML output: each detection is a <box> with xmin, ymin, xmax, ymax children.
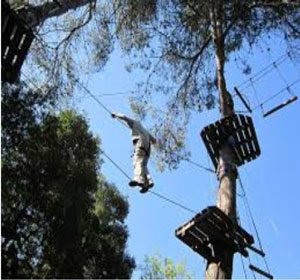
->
<box><xmin>114</xmin><ymin>113</ymin><xmax>156</xmax><ymax>149</ymax></box>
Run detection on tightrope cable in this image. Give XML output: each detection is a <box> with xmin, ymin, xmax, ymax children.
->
<box><xmin>184</xmin><ymin>158</ymin><xmax>215</xmax><ymax>173</ymax></box>
<box><xmin>26</xmin><ymin>64</ymin><xmax>198</xmax><ymax>215</ymax></box>
<box><xmin>102</xmin><ymin>151</ymin><xmax>198</xmax><ymax>215</ymax></box>
<box><xmin>73</xmin><ymin>77</ymin><xmax>113</xmax><ymax>115</ymax></box>
<box><xmin>149</xmin><ymin>190</ymin><xmax>197</xmax><ymax>214</ymax></box>
<box><xmin>101</xmin><ymin>151</ymin><xmax>131</xmax><ymax>180</ymax></box>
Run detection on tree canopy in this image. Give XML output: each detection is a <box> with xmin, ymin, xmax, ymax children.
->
<box><xmin>1</xmin><ymin>83</ymin><xmax>135</xmax><ymax>278</ymax></box>
<box><xmin>12</xmin><ymin>0</ymin><xmax>299</xmax><ymax>170</ymax></box>
<box><xmin>109</xmin><ymin>0</ymin><xmax>300</xmax><ymax>170</ymax></box>
<box><xmin>140</xmin><ymin>253</ymin><xmax>194</xmax><ymax>279</ymax></box>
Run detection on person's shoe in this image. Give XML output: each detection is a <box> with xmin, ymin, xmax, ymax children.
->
<box><xmin>129</xmin><ymin>180</ymin><xmax>139</xmax><ymax>187</ymax></box>
<box><xmin>148</xmin><ymin>182</ymin><xmax>154</xmax><ymax>189</ymax></box>
<box><xmin>140</xmin><ymin>187</ymin><xmax>149</xmax><ymax>193</ymax></box>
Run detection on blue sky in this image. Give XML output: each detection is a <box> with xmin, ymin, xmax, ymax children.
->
<box><xmin>71</xmin><ymin>35</ymin><xmax>300</xmax><ymax>278</ymax></box>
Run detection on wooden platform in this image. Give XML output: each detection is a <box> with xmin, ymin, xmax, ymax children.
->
<box><xmin>2</xmin><ymin>1</ymin><xmax>34</xmax><ymax>83</ymax></box>
<box><xmin>200</xmin><ymin>114</ymin><xmax>260</xmax><ymax>170</ymax></box>
<box><xmin>175</xmin><ymin>206</ymin><xmax>254</xmax><ymax>260</ymax></box>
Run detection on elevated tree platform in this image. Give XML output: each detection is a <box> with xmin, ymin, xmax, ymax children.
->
<box><xmin>201</xmin><ymin>114</ymin><xmax>260</xmax><ymax>170</ymax></box>
<box><xmin>2</xmin><ymin>0</ymin><xmax>34</xmax><ymax>83</ymax></box>
<box><xmin>175</xmin><ymin>206</ymin><xmax>254</xmax><ymax>260</ymax></box>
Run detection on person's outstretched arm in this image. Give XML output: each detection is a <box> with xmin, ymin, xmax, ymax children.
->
<box><xmin>149</xmin><ymin>132</ymin><xmax>157</xmax><ymax>145</ymax></box>
<box><xmin>111</xmin><ymin>112</ymin><xmax>134</xmax><ymax>128</ymax></box>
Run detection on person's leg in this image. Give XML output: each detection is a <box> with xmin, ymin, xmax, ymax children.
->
<box><xmin>144</xmin><ymin>155</ymin><xmax>154</xmax><ymax>188</ymax></box>
<box><xmin>139</xmin><ymin>153</ymin><xmax>155</xmax><ymax>193</ymax></box>
<box><xmin>131</xmin><ymin>146</ymin><xmax>147</xmax><ymax>186</ymax></box>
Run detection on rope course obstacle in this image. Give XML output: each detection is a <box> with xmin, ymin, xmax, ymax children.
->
<box><xmin>20</xmin><ymin>63</ymin><xmax>274</xmax><ymax>279</ymax></box>
<box><xmin>233</xmin><ymin>52</ymin><xmax>299</xmax><ymax>118</ymax></box>
<box><xmin>176</xmin><ymin>111</ymin><xmax>273</xmax><ymax>279</ymax></box>
<box><xmin>17</xmin><ymin>26</ymin><xmax>296</xmax><ymax>280</ymax></box>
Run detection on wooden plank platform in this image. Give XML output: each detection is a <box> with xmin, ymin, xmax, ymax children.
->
<box><xmin>200</xmin><ymin>114</ymin><xmax>261</xmax><ymax>170</ymax></box>
<box><xmin>175</xmin><ymin>206</ymin><xmax>254</xmax><ymax>260</ymax></box>
<box><xmin>2</xmin><ymin>1</ymin><xmax>34</xmax><ymax>83</ymax></box>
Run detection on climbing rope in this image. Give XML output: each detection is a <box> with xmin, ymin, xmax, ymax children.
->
<box><xmin>251</xmin><ymin>78</ymin><xmax>300</xmax><ymax>112</ymax></box>
<box><xmin>236</xmin><ymin>53</ymin><xmax>289</xmax><ymax>92</ymax></box>
<box><xmin>238</xmin><ymin>175</ymin><xmax>271</xmax><ymax>275</ymax></box>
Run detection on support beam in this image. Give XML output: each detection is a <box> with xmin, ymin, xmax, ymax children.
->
<box><xmin>247</xmin><ymin>245</ymin><xmax>265</xmax><ymax>257</ymax></box>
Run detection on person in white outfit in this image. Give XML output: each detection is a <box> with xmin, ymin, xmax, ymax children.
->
<box><xmin>111</xmin><ymin>112</ymin><xmax>157</xmax><ymax>193</ymax></box>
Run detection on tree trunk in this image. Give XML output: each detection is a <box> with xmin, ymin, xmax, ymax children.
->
<box><xmin>205</xmin><ymin>1</ymin><xmax>237</xmax><ymax>279</ymax></box>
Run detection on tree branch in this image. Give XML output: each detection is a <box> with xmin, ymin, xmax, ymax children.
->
<box><xmin>286</xmin><ymin>19</ymin><xmax>300</xmax><ymax>36</ymax></box>
<box><xmin>20</xmin><ymin>0</ymin><xmax>95</xmax><ymax>27</ymax></box>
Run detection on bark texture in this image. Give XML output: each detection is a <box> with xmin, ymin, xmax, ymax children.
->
<box><xmin>205</xmin><ymin>1</ymin><xmax>237</xmax><ymax>279</ymax></box>
<box><xmin>16</xmin><ymin>0</ymin><xmax>93</xmax><ymax>27</ymax></box>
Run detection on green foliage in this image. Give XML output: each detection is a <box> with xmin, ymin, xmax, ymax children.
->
<box><xmin>1</xmin><ymin>83</ymin><xmax>135</xmax><ymax>279</ymax></box>
<box><xmin>17</xmin><ymin>0</ymin><xmax>300</xmax><ymax>171</ymax></box>
<box><xmin>140</xmin><ymin>253</ymin><xmax>194</xmax><ymax>279</ymax></box>
<box><xmin>109</xmin><ymin>0</ymin><xmax>300</xmax><ymax>170</ymax></box>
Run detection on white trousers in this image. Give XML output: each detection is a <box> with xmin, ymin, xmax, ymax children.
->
<box><xmin>133</xmin><ymin>140</ymin><xmax>153</xmax><ymax>186</ymax></box>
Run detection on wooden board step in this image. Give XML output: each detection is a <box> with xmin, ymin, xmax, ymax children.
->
<box><xmin>2</xmin><ymin>1</ymin><xmax>34</xmax><ymax>83</ymax></box>
<box><xmin>200</xmin><ymin>114</ymin><xmax>261</xmax><ymax>170</ymax></box>
<box><xmin>263</xmin><ymin>96</ymin><xmax>297</xmax><ymax>118</ymax></box>
<box><xmin>175</xmin><ymin>206</ymin><xmax>254</xmax><ymax>260</ymax></box>
<box><xmin>249</xmin><ymin>264</ymin><xmax>274</xmax><ymax>279</ymax></box>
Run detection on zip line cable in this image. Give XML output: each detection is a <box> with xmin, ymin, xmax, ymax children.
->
<box><xmin>23</xmin><ymin>65</ymin><xmax>272</xmax><ymax>277</ymax></box>
<box><xmin>73</xmin><ymin>77</ymin><xmax>113</xmax><ymax>116</ymax></box>
<box><xmin>184</xmin><ymin>158</ymin><xmax>215</xmax><ymax>173</ymax></box>
<box><xmin>148</xmin><ymin>190</ymin><xmax>197</xmax><ymax>214</ymax></box>
<box><xmin>101</xmin><ymin>150</ymin><xmax>131</xmax><ymax>180</ymax></box>
<box><xmin>21</xmin><ymin>68</ymin><xmax>210</xmax><ymax>215</ymax></box>
<box><xmin>102</xmin><ymin>150</ymin><xmax>197</xmax><ymax>214</ymax></box>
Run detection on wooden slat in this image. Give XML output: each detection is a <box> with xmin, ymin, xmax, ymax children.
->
<box><xmin>226</xmin><ymin>116</ymin><xmax>244</xmax><ymax>165</ymax></box>
<box><xmin>249</xmin><ymin>264</ymin><xmax>274</xmax><ymax>279</ymax></box>
<box><xmin>187</xmin><ymin>231</ymin><xmax>211</xmax><ymax>259</ymax></box>
<box><xmin>1</xmin><ymin>2</ymin><xmax>34</xmax><ymax>83</ymax></box>
<box><xmin>238</xmin><ymin>115</ymin><xmax>252</xmax><ymax>160</ymax></box>
<box><xmin>240</xmin><ymin>115</ymin><xmax>255</xmax><ymax>161</ymax></box>
<box><xmin>201</xmin><ymin>114</ymin><xmax>260</xmax><ymax>169</ymax></box>
<box><xmin>247</xmin><ymin>245</ymin><xmax>265</xmax><ymax>257</ymax></box>
<box><xmin>234</xmin><ymin>118</ymin><xmax>247</xmax><ymax>166</ymax></box>
<box><xmin>175</xmin><ymin>206</ymin><xmax>254</xmax><ymax>260</ymax></box>
<box><xmin>246</xmin><ymin>116</ymin><xmax>261</xmax><ymax>157</ymax></box>
<box><xmin>2</xmin><ymin>15</ymin><xmax>10</xmax><ymax>34</ymax></box>
<box><xmin>263</xmin><ymin>96</ymin><xmax>298</xmax><ymax>118</ymax></box>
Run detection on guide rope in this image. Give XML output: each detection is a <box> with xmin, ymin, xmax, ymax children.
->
<box><xmin>238</xmin><ymin>175</ymin><xmax>271</xmax><ymax>275</ymax></box>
